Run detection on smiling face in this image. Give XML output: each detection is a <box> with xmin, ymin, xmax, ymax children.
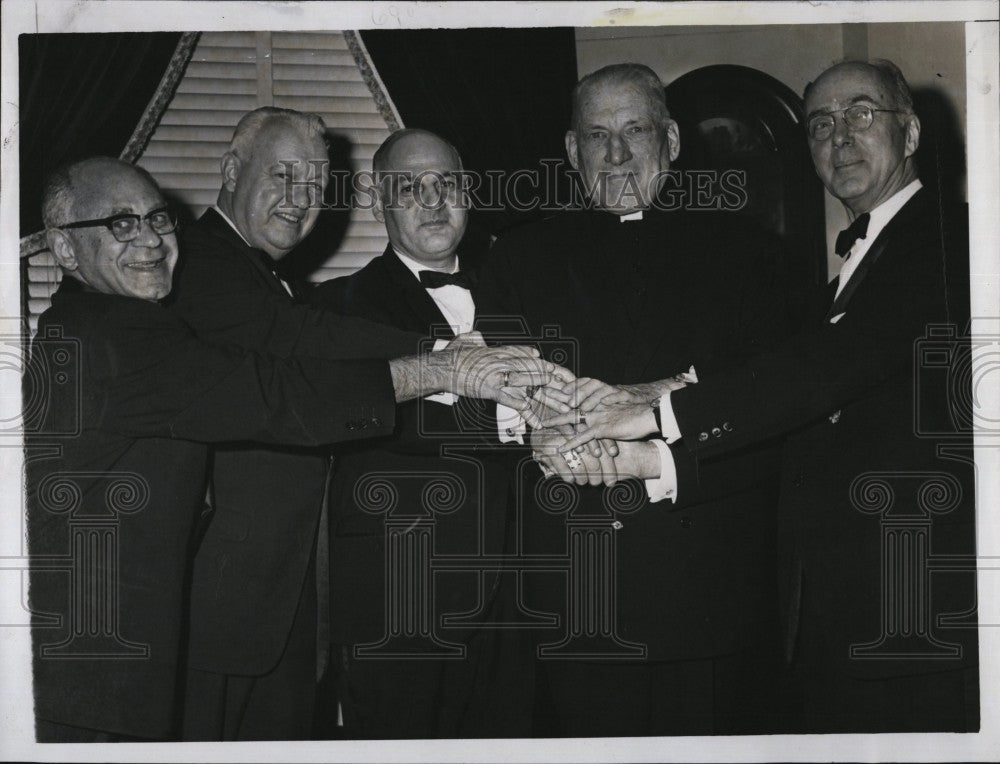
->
<box><xmin>48</xmin><ymin>161</ymin><xmax>178</xmax><ymax>301</ymax></box>
<box><xmin>374</xmin><ymin>131</ymin><xmax>468</xmax><ymax>269</ymax></box>
<box><xmin>805</xmin><ymin>62</ymin><xmax>920</xmax><ymax>215</ymax></box>
<box><xmin>222</xmin><ymin>118</ymin><xmax>328</xmax><ymax>260</ymax></box>
<box><xmin>566</xmin><ymin>78</ymin><xmax>679</xmax><ymax>215</ymax></box>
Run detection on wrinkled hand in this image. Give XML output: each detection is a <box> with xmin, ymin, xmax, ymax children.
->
<box><xmin>544</xmin><ymin>399</ymin><xmax>660</xmax><ymax>452</ymax></box>
<box><xmin>572</xmin><ymin>374</ymin><xmax>693</xmax><ymax>412</ymax></box>
<box><xmin>446</xmin><ymin>330</ymin><xmax>487</xmax><ymax>348</ymax></box>
<box><xmin>444</xmin><ymin>344</ymin><xmax>572</xmax><ymax>427</ymax></box>
<box><xmin>530</xmin><ymin>425</ymin><xmax>619</xmax><ymax>487</ymax></box>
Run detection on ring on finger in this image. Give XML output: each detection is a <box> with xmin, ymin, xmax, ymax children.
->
<box><xmin>501</xmin><ymin>369</ymin><xmax>512</xmax><ymax>387</ymax></box>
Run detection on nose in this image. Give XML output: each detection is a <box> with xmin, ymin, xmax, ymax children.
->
<box><xmin>831</xmin><ymin>113</ymin><xmax>853</xmax><ymax>148</ymax></box>
<box><xmin>420</xmin><ymin>179</ymin><xmax>447</xmax><ymax>209</ymax></box>
<box><xmin>290</xmin><ymin>182</ymin><xmax>313</xmax><ymax>209</ymax></box>
<box><xmin>131</xmin><ymin>219</ymin><xmax>163</xmax><ymax>248</ymax></box>
<box><xmin>606</xmin><ymin>134</ymin><xmax>633</xmax><ymax>166</ymax></box>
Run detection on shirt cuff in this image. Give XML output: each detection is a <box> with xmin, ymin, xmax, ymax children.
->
<box><xmin>497</xmin><ymin>403</ymin><xmax>526</xmax><ymax>444</ymax></box>
<box><xmin>426</xmin><ymin>339</ymin><xmax>458</xmax><ymax>404</ymax></box>
<box><xmin>658</xmin><ymin>391</ymin><xmax>683</xmax><ymax>443</ymax></box>
<box><xmin>432</xmin><ymin>338</ymin><xmax>451</xmax><ymax>351</ymax></box>
<box><xmin>644</xmin><ymin>439</ymin><xmax>677</xmax><ymax>504</ymax></box>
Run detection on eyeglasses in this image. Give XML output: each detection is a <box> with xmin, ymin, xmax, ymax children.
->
<box><xmin>59</xmin><ymin>206</ymin><xmax>178</xmax><ymax>242</ymax></box>
<box><xmin>807</xmin><ymin>104</ymin><xmax>901</xmax><ymax>141</ymax></box>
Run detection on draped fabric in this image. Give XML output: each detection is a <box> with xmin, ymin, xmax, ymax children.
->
<box><xmin>360</xmin><ymin>28</ymin><xmax>578</xmax><ymax>237</ymax></box>
<box><xmin>18</xmin><ymin>33</ymin><xmax>183</xmax><ymax>237</ymax></box>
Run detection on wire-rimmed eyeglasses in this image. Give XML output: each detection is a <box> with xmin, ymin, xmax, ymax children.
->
<box><xmin>807</xmin><ymin>104</ymin><xmax>901</xmax><ymax>141</ymax></box>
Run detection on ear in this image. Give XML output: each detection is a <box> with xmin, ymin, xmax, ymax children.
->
<box><xmin>370</xmin><ymin>177</ymin><xmax>386</xmax><ymax>223</ymax></box>
<box><xmin>220</xmin><ymin>151</ymin><xmax>241</xmax><ymax>192</ymax></box>
<box><xmin>903</xmin><ymin>114</ymin><xmax>921</xmax><ymax>158</ymax></box>
<box><xmin>46</xmin><ymin>229</ymin><xmax>79</xmax><ymax>272</ymax></box>
<box><xmin>665</xmin><ymin>119</ymin><xmax>681</xmax><ymax>162</ymax></box>
<box><xmin>565</xmin><ymin>130</ymin><xmax>580</xmax><ymax>170</ymax></box>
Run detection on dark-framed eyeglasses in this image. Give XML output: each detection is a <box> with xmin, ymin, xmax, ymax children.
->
<box><xmin>59</xmin><ymin>206</ymin><xmax>178</xmax><ymax>243</ymax></box>
<box><xmin>807</xmin><ymin>104</ymin><xmax>901</xmax><ymax>141</ymax></box>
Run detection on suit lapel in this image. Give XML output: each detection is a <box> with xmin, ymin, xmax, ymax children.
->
<box><xmin>199</xmin><ymin>209</ymin><xmax>291</xmax><ymax>300</ymax></box>
<box><xmin>824</xmin><ymin>188</ymin><xmax>929</xmax><ymax>321</ymax></box>
<box><xmin>382</xmin><ymin>247</ymin><xmax>455</xmax><ymax>339</ymax></box>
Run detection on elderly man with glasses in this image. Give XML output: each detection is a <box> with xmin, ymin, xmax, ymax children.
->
<box><xmin>548</xmin><ymin>59</ymin><xmax>977</xmax><ymax>733</ymax></box>
<box><xmin>26</xmin><ymin>156</ymin><xmax>555</xmax><ymax>742</ymax></box>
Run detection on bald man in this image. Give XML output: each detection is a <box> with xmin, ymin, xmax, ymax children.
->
<box><xmin>309</xmin><ymin>129</ymin><xmax>534</xmax><ymax>738</ymax></box>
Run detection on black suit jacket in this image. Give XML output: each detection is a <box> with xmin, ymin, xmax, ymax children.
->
<box><xmin>669</xmin><ymin>188</ymin><xmax>977</xmax><ymax>679</ymax></box>
<box><xmin>166</xmin><ymin>209</ymin><xmax>423</xmax><ymax>675</ymax></box>
<box><xmin>27</xmin><ymin>278</ymin><xmax>398</xmax><ymax>738</ymax></box>
<box><xmin>311</xmin><ymin>246</ymin><xmax>514</xmax><ymax>646</ymax></box>
<box><xmin>476</xmin><ymin>208</ymin><xmax>795</xmax><ymax>661</ymax></box>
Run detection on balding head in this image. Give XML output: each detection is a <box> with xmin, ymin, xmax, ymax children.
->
<box><xmin>42</xmin><ymin>157</ymin><xmax>179</xmax><ymax>301</ymax></box>
<box><xmin>804</xmin><ymin>59</ymin><xmax>920</xmax><ymax>215</ymax></box>
<box><xmin>371</xmin><ymin>129</ymin><xmax>468</xmax><ymax>269</ymax></box>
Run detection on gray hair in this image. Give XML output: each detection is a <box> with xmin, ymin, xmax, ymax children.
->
<box><xmin>41</xmin><ymin>156</ymin><xmax>158</xmax><ymax>228</ymax></box>
<box><xmin>570</xmin><ymin>63</ymin><xmax>670</xmax><ymax>132</ymax></box>
<box><xmin>229</xmin><ymin>107</ymin><xmax>329</xmax><ymax>159</ymax></box>
<box><xmin>804</xmin><ymin>59</ymin><xmax>915</xmax><ymax>116</ymax></box>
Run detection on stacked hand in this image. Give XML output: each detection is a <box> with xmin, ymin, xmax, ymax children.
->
<box><xmin>442</xmin><ymin>332</ymin><xmax>577</xmax><ymax>428</ymax></box>
<box><xmin>529</xmin><ymin>373</ymin><xmax>694</xmax><ymax>485</ymax></box>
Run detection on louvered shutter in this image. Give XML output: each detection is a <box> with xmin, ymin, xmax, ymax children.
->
<box><xmin>138</xmin><ymin>30</ymin><xmax>396</xmax><ymax>282</ymax></box>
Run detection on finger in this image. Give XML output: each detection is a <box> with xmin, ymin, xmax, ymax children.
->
<box><xmin>548</xmin><ymin>364</ymin><xmax>577</xmax><ymax>384</ymax></box>
<box><xmin>558</xmin><ymin>427</ymin><xmax>599</xmax><ymax>454</ymax></box>
<box><xmin>585</xmin><ymin>438</ymin><xmax>603</xmax><ymax>459</ymax></box>
<box><xmin>600</xmin><ymin>438</ymin><xmax>619</xmax><ymax>458</ymax></box>
<box><xmin>540</xmin><ymin>409</ymin><xmax>586</xmax><ymax>428</ymax></box>
<box><xmin>530</xmin><ymin>390</ymin><xmax>572</xmax><ymax>415</ymax></box>
<box><xmin>579</xmin><ymin>451</ymin><xmax>605</xmax><ymax>487</ymax></box>
<box><xmin>577</xmin><ymin>388</ymin><xmax>630</xmax><ymax>411</ymax></box>
<box><xmin>505</xmin><ymin>369</ymin><xmax>556</xmax><ymax>388</ymax></box>
<box><xmin>598</xmin><ymin>446</ymin><xmax>618</xmax><ymax>487</ymax></box>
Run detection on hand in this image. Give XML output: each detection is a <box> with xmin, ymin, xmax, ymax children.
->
<box><xmin>610</xmin><ymin>439</ymin><xmax>662</xmax><ymax>481</ymax></box>
<box><xmin>574</xmin><ymin>375</ymin><xmax>691</xmax><ymax>412</ymax></box>
<box><xmin>444</xmin><ymin>344</ymin><xmax>557</xmax><ymax>425</ymax></box>
<box><xmin>531</xmin><ymin>426</ymin><xmax>618</xmax><ymax>487</ymax></box>
<box><xmin>544</xmin><ymin>400</ymin><xmax>659</xmax><ymax>452</ymax></box>
<box><xmin>446</xmin><ymin>330</ymin><xmax>487</xmax><ymax>348</ymax></box>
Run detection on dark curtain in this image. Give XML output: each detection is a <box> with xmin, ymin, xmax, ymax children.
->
<box><xmin>360</xmin><ymin>28</ymin><xmax>578</xmax><ymax>239</ymax></box>
<box><xmin>19</xmin><ymin>32</ymin><xmax>182</xmax><ymax>235</ymax></box>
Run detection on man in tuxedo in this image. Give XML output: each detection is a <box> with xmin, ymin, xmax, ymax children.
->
<box><xmin>553</xmin><ymin>59</ymin><xmax>978</xmax><ymax>733</ymax></box>
<box><xmin>164</xmin><ymin>108</ymin><xmax>556</xmax><ymax>740</ymax></box>
<box><xmin>26</xmin><ymin>157</ymin><xmax>545</xmax><ymax>742</ymax></box>
<box><xmin>309</xmin><ymin>129</ymin><xmax>533</xmax><ymax>738</ymax></box>
<box><xmin>475</xmin><ymin>64</ymin><xmax>796</xmax><ymax>736</ymax></box>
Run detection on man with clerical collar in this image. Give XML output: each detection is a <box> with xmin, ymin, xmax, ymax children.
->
<box><xmin>551</xmin><ymin>59</ymin><xmax>977</xmax><ymax>734</ymax></box>
<box><xmin>475</xmin><ymin>63</ymin><xmax>795</xmax><ymax>736</ymax></box>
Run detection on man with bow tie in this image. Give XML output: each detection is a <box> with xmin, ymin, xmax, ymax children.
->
<box><xmin>166</xmin><ymin>112</ymin><xmax>554</xmax><ymax>740</ymax></box>
<box><xmin>551</xmin><ymin>59</ymin><xmax>977</xmax><ymax>733</ymax></box>
<box><xmin>474</xmin><ymin>64</ymin><xmax>797</xmax><ymax>736</ymax></box>
<box><xmin>307</xmin><ymin>129</ymin><xmax>535</xmax><ymax>738</ymax></box>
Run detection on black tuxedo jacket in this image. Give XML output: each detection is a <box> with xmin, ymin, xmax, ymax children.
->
<box><xmin>310</xmin><ymin>246</ymin><xmax>514</xmax><ymax>647</ymax></box>
<box><xmin>27</xmin><ymin>278</ymin><xmax>398</xmax><ymax>738</ymax></box>
<box><xmin>166</xmin><ymin>209</ymin><xmax>422</xmax><ymax>675</ymax></box>
<box><xmin>476</xmin><ymin>207</ymin><xmax>796</xmax><ymax>661</ymax></box>
<box><xmin>670</xmin><ymin>188</ymin><xmax>977</xmax><ymax>680</ymax></box>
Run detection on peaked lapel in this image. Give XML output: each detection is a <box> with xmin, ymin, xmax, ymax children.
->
<box><xmin>382</xmin><ymin>247</ymin><xmax>456</xmax><ymax>340</ymax></box>
<box><xmin>824</xmin><ymin>188</ymin><xmax>929</xmax><ymax>321</ymax></box>
<box><xmin>198</xmin><ymin>208</ymin><xmax>291</xmax><ymax>301</ymax></box>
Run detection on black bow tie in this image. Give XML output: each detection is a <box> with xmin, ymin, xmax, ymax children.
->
<box><xmin>835</xmin><ymin>213</ymin><xmax>871</xmax><ymax>258</ymax></box>
<box><xmin>419</xmin><ymin>269</ymin><xmax>476</xmax><ymax>290</ymax></box>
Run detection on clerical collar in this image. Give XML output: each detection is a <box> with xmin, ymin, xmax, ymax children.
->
<box><xmin>211</xmin><ymin>205</ymin><xmax>254</xmax><ymax>249</ymax></box>
<box><xmin>393</xmin><ymin>247</ymin><xmax>459</xmax><ymax>281</ymax></box>
<box><xmin>619</xmin><ymin>210</ymin><xmax>644</xmax><ymax>222</ymax></box>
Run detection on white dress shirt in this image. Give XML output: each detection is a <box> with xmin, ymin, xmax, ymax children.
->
<box><xmin>394</xmin><ymin>248</ymin><xmax>475</xmax><ymax>406</ymax></box>
<box><xmin>829</xmin><ymin>179</ymin><xmax>922</xmax><ymax>322</ymax></box>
